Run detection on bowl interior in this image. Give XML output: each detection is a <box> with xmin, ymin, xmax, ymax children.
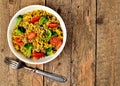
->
<box><xmin>7</xmin><ymin>5</ymin><xmax>67</xmax><ymax>64</ymax></box>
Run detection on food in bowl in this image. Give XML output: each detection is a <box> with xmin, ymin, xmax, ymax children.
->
<box><xmin>12</xmin><ymin>10</ymin><xmax>63</xmax><ymax>60</ymax></box>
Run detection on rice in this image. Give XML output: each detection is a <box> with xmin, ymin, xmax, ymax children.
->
<box><xmin>12</xmin><ymin>10</ymin><xmax>63</xmax><ymax>60</ymax></box>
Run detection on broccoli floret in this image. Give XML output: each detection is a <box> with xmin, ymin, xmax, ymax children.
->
<box><xmin>15</xmin><ymin>28</ymin><xmax>22</xmax><ymax>35</ymax></box>
<box><xmin>39</xmin><ymin>16</ymin><xmax>48</xmax><ymax>26</ymax></box>
<box><xmin>42</xmin><ymin>29</ymin><xmax>52</xmax><ymax>40</ymax></box>
<box><xmin>18</xmin><ymin>26</ymin><xmax>26</xmax><ymax>33</ymax></box>
<box><xmin>17</xmin><ymin>15</ymin><xmax>23</xmax><ymax>18</ymax></box>
<box><xmin>24</xmin><ymin>43</ymin><xmax>33</xmax><ymax>57</ymax></box>
<box><xmin>15</xmin><ymin>26</ymin><xmax>26</xmax><ymax>35</ymax></box>
<box><xmin>52</xmin><ymin>31</ymin><xmax>58</xmax><ymax>37</ymax></box>
<box><xmin>46</xmin><ymin>47</ymin><xmax>53</xmax><ymax>55</ymax></box>
<box><xmin>16</xmin><ymin>15</ymin><xmax>23</xmax><ymax>26</ymax></box>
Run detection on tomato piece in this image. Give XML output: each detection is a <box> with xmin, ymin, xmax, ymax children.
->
<box><xmin>27</xmin><ymin>32</ymin><xmax>37</xmax><ymax>40</ymax></box>
<box><xmin>50</xmin><ymin>37</ymin><xmax>61</xmax><ymax>45</ymax></box>
<box><xmin>15</xmin><ymin>38</ymin><xmax>24</xmax><ymax>46</ymax></box>
<box><xmin>48</xmin><ymin>23</ymin><xmax>59</xmax><ymax>28</ymax></box>
<box><xmin>50</xmin><ymin>37</ymin><xmax>62</xmax><ymax>49</ymax></box>
<box><xmin>32</xmin><ymin>52</ymin><xmax>44</xmax><ymax>59</ymax></box>
<box><xmin>55</xmin><ymin>40</ymin><xmax>62</xmax><ymax>49</ymax></box>
<box><xmin>30</xmin><ymin>16</ymin><xmax>40</xmax><ymax>23</ymax></box>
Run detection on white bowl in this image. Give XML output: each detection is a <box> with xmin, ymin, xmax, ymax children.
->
<box><xmin>7</xmin><ymin>5</ymin><xmax>67</xmax><ymax>64</ymax></box>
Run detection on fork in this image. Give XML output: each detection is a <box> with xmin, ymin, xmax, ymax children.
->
<box><xmin>4</xmin><ymin>57</ymin><xmax>67</xmax><ymax>83</ymax></box>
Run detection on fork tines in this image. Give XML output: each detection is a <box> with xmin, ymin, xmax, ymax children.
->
<box><xmin>4</xmin><ymin>57</ymin><xmax>11</xmax><ymax>65</ymax></box>
<box><xmin>4</xmin><ymin>57</ymin><xmax>19</xmax><ymax>69</ymax></box>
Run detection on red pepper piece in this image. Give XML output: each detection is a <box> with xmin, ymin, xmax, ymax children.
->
<box><xmin>30</xmin><ymin>16</ymin><xmax>40</xmax><ymax>23</ymax></box>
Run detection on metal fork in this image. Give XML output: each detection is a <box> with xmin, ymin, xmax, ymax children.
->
<box><xmin>4</xmin><ymin>57</ymin><xmax>67</xmax><ymax>83</ymax></box>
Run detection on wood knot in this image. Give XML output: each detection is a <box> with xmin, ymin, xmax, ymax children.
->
<box><xmin>57</xmin><ymin>62</ymin><xmax>61</xmax><ymax>66</ymax></box>
<box><xmin>70</xmin><ymin>60</ymin><xmax>73</xmax><ymax>64</ymax></box>
<box><xmin>96</xmin><ymin>17</ymin><xmax>104</xmax><ymax>25</ymax></box>
<box><xmin>9</xmin><ymin>0</ymin><xmax>14</xmax><ymax>4</ymax></box>
<box><xmin>77</xmin><ymin>5</ymin><xmax>80</xmax><ymax>8</ymax></box>
<box><xmin>57</xmin><ymin>7</ymin><xmax>61</xmax><ymax>14</ymax></box>
<box><xmin>1</xmin><ymin>49</ymin><xmax>4</xmax><ymax>52</ymax></box>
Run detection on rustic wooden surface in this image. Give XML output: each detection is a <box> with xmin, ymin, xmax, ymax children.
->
<box><xmin>0</xmin><ymin>0</ymin><xmax>120</xmax><ymax>86</ymax></box>
<box><xmin>96</xmin><ymin>0</ymin><xmax>120</xmax><ymax>86</ymax></box>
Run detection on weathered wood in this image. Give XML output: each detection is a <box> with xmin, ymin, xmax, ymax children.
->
<box><xmin>0</xmin><ymin>0</ymin><xmax>11</xmax><ymax>86</ymax></box>
<box><xmin>0</xmin><ymin>0</ymin><xmax>20</xmax><ymax>86</ymax></box>
<box><xmin>71</xmin><ymin>0</ymin><xmax>96</xmax><ymax>86</ymax></box>
<box><xmin>44</xmin><ymin>0</ymin><xmax>72</xmax><ymax>86</ymax></box>
<box><xmin>96</xmin><ymin>0</ymin><xmax>120</xmax><ymax>86</ymax></box>
<box><xmin>0</xmin><ymin>0</ymin><xmax>45</xmax><ymax>86</ymax></box>
<box><xmin>1</xmin><ymin>0</ymin><xmax>120</xmax><ymax>86</ymax></box>
<box><xmin>20</xmin><ymin>0</ymin><xmax>45</xmax><ymax>8</ymax></box>
<box><xmin>8</xmin><ymin>1</ymin><xmax>21</xmax><ymax>86</ymax></box>
<box><xmin>18</xmin><ymin>0</ymin><xmax>45</xmax><ymax>86</ymax></box>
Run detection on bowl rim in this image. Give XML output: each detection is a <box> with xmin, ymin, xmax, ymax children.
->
<box><xmin>7</xmin><ymin>5</ymin><xmax>67</xmax><ymax>64</ymax></box>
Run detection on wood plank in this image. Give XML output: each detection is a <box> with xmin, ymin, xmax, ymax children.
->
<box><xmin>96</xmin><ymin>0</ymin><xmax>120</xmax><ymax>86</ymax></box>
<box><xmin>20</xmin><ymin>0</ymin><xmax>45</xmax><ymax>8</ymax></box>
<box><xmin>71</xmin><ymin>0</ymin><xmax>96</xmax><ymax>86</ymax></box>
<box><xmin>0</xmin><ymin>0</ymin><xmax>20</xmax><ymax>86</ymax></box>
<box><xmin>8</xmin><ymin>1</ymin><xmax>21</xmax><ymax>86</ymax></box>
<box><xmin>44</xmin><ymin>0</ymin><xmax>72</xmax><ymax>86</ymax></box>
<box><xmin>18</xmin><ymin>1</ymin><xmax>45</xmax><ymax>86</ymax></box>
<box><xmin>0</xmin><ymin>0</ymin><xmax>10</xmax><ymax>86</ymax></box>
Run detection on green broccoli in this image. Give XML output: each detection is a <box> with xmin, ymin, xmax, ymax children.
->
<box><xmin>46</xmin><ymin>47</ymin><xmax>53</xmax><ymax>55</ymax></box>
<box><xmin>52</xmin><ymin>31</ymin><xmax>58</xmax><ymax>37</ymax></box>
<box><xmin>24</xmin><ymin>43</ymin><xmax>33</xmax><ymax>57</ymax></box>
<box><xmin>16</xmin><ymin>15</ymin><xmax>23</xmax><ymax>26</ymax></box>
<box><xmin>15</xmin><ymin>26</ymin><xmax>26</xmax><ymax>35</ymax></box>
<box><xmin>39</xmin><ymin>16</ymin><xmax>48</xmax><ymax>26</ymax></box>
<box><xmin>18</xmin><ymin>26</ymin><xmax>26</xmax><ymax>33</ymax></box>
<box><xmin>15</xmin><ymin>28</ymin><xmax>22</xmax><ymax>35</ymax></box>
<box><xmin>42</xmin><ymin>29</ymin><xmax>52</xmax><ymax>40</ymax></box>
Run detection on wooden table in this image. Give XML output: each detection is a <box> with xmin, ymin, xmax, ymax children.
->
<box><xmin>0</xmin><ymin>0</ymin><xmax>120</xmax><ymax>86</ymax></box>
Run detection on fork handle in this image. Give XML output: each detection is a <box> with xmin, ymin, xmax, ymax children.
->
<box><xmin>35</xmin><ymin>69</ymin><xmax>67</xmax><ymax>83</ymax></box>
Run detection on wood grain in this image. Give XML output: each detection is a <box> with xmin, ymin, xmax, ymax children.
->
<box><xmin>0</xmin><ymin>0</ymin><xmax>45</xmax><ymax>86</ymax></box>
<box><xmin>71</xmin><ymin>0</ymin><xmax>96</xmax><ymax>86</ymax></box>
<box><xmin>0</xmin><ymin>0</ymin><xmax>11</xmax><ymax>86</ymax></box>
<box><xmin>44</xmin><ymin>0</ymin><xmax>72</xmax><ymax>86</ymax></box>
<box><xmin>96</xmin><ymin>0</ymin><xmax>120</xmax><ymax>86</ymax></box>
<box><xmin>8</xmin><ymin>1</ymin><xmax>21</xmax><ymax>86</ymax></box>
<box><xmin>18</xmin><ymin>0</ymin><xmax>45</xmax><ymax>86</ymax></box>
<box><xmin>0</xmin><ymin>0</ymin><xmax>20</xmax><ymax>86</ymax></box>
<box><xmin>20</xmin><ymin>0</ymin><xmax>45</xmax><ymax>8</ymax></box>
<box><xmin>1</xmin><ymin>0</ymin><xmax>120</xmax><ymax>86</ymax></box>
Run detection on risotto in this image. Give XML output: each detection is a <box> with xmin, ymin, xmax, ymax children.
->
<box><xmin>12</xmin><ymin>10</ymin><xmax>63</xmax><ymax>60</ymax></box>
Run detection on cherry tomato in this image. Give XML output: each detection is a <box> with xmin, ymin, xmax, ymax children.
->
<box><xmin>55</xmin><ymin>40</ymin><xmax>62</xmax><ymax>49</ymax></box>
<box><xmin>32</xmin><ymin>52</ymin><xmax>44</xmax><ymax>59</ymax></box>
<box><xmin>30</xmin><ymin>16</ymin><xmax>40</xmax><ymax>23</ymax></box>
<box><xmin>27</xmin><ymin>32</ymin><xmax>37</xmax><ymax>40</ymax></box>
<box><xmin>48</xmin><ymin>23</ymin><xmax>59</xmax><ymax>28</ymax></box>
<box><xmin>15</xmin><ymin>38</ymin><xmax>24</xmax><ymax>46</ymax></box>
<box><xmin>50</xmin><ymin>37</ymin><xmax>62</xmax><ymax>49</ymax></box>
